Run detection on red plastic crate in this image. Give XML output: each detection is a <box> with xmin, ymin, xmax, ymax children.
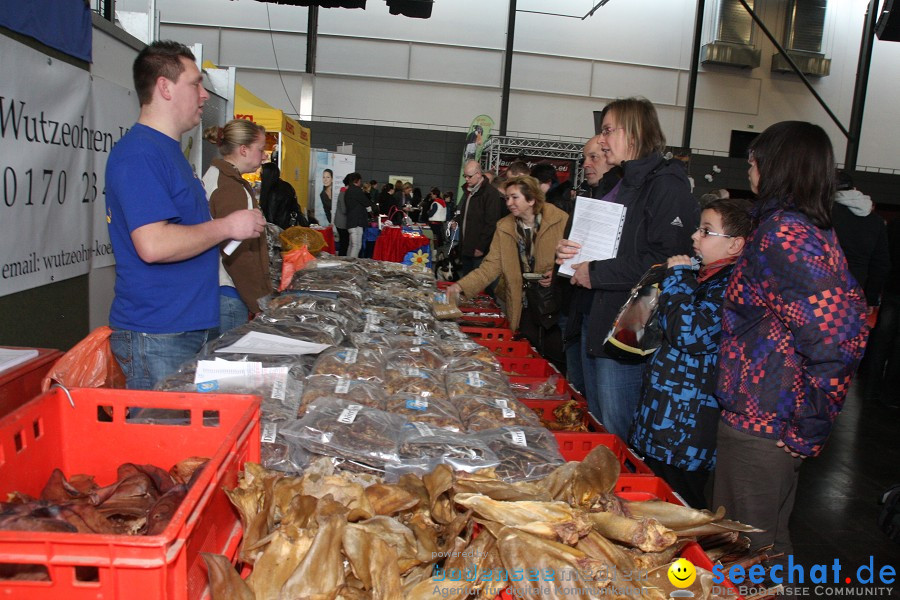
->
<box><xmin>554</xmin><ymin>432</ymin><xmax>654</xmax><ymax>475</ymax></box>
<box><xmin>508</xmin><ymin>375</ymin><xmax>568</xmax><ymax>400</ymax></box>
<box><xmin>499</xmin><ymin>357</ymin><xmax>559</xmax><ymax>377</ymax></box>
<box><xmin>475</xmin><ymin>339</ymin><xmax>537</xmax><ymax>358</ymax></box>
<box><xmin>614</xmin><ymin>474</ymin><xmax>685</xmax><ymax>505</ymax></box>
<box><xmin>460</xmin><ymin>327</ymin><xmax>516</xmax><ymax>341</ymax></box>
<box><xmin>0</xmin><ymin>348</ymin><xmax>63</xmax><ymax>418</ymax></box>
<box><xmin>0</xmin><ymin>387</ymin><xmax>261</xmax><ymax>600</ymax></box>
<box><xmin>520</xmin><ymin>399</ymin><xmax>605</xmax><ymax>433</ymax></box>
<box><xmin>457</xmin><ymin>315</ymin><xmax>509</xmax><ymax>328</ymax></box>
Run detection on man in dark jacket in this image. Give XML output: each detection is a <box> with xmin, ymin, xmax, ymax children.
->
<box><xmin>831</xmin><ymin>170</ymin><xmax>890</xmax><ymax>310</ymax></box>
<box><xmin>457</xmin><ymin>160</ymin><xmax>505</xmax><ymax>276</ymax></box>
<box><xmin>344</xmin><ymin>172</ymin><xmax>373</xmax><ymax>257</ymax></box>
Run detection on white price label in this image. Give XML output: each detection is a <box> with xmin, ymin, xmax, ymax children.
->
<box><xmin>402</xmin><ymin>367</ymin><xmax>423</xmax><ymax>378</ymax></box>
<box><xmin>466</xmin><ymin>373</ymin><xmax>484</xmax><ymax>387</ymax></box>
<box><xmin>501</xmin><ymin>407</ymin><xmax>516</xmax><ymax>419</ymax></box>
<box><xmin>413</xmin><ymin>311</ymin><xmax>428</xmax><ymax>320</ymax></box>
<box><xmin>494</xmin><ymin>398</ymin><xmax>509</xmax><ymax>408</ymax></box>
<box><xmin>339</xmin><ymin>349</ymin><xmax>359</xmax><ymax>364</ymax></box>
<box><xmin>337</xmin><ymin>404</ymin><xmax>363</xmax><ymax>424</ymax></box>
<box><xmin>334</xmin><ymin>379</ymin><xmax>351</xmax><ymax>394</ymax></box>
<box><xmin>261</xmin><ymin>422</ymin><xmax>278</xmax><ymax>444</ymax></box>
<box><xmin>412</xmin><ymin>422</ymin><xmax>434</xmax><ymax>437</ymax></box>
<box><xmin>510</xmin><ymin>430</ymin><xmax>528</xmax><ymax>447</ymax></box>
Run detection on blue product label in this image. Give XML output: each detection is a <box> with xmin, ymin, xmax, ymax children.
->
<box><xmin>196</xmin><ymin>380</ymin><xmax>219</xmax><ymax>392</ymax></box>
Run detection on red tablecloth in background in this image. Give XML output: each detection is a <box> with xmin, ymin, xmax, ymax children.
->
<box><xmin>372</xmin><ymin>226</ymin><xmax>429</xmax><ymax>262</ymax></box>
<box><xmin>314</xmin><ymin>225</ymin><xmax>336</xmax><ymax>254</ymax></box>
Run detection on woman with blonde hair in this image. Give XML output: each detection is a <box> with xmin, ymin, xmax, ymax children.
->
<box><xmin>555</xmin><ymin>97</ymin><xmax>698</xmax><ymax>439</ymax></box>
<box><xmin>202</xmin><ymin>119</ymin><xmax>271</xmax><ymax>332</ymax></box>
<box><xmin>449</xmin><ymin>176</ymin><xmax>568</xmax><ymax>361</ymax></box>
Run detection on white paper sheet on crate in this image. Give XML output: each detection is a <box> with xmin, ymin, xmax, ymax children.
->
<box><xmin>213</xmin><ymin>331</ymin><xmax>332</xmax><ymax>355</ymax></box>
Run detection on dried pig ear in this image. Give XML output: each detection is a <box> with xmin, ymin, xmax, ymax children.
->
<box><xmin>342</xmin><ymin>525</ymin><xmax>403</xmax><ymax>598</ymax></box>
<box><xmin>280</xmin><ymin>497</ymin><xmax>349</xmax><ymax>599</ymax></box>
<box><xmin>623</xmin><ymin>500</ymin><xmax>726</xmax><ymax>529</ymax></box>
<box><xmin>245</xmin><ymin>524</ymin><xmax>315</xmax><ymax>599</ymax></box>
<box><xmin>201</xmin><ymin>552</ymin><xmax>255</xmax><ymax>600</ymax></box>
<box><xmin>363</xmin><ymin>483</ymin><xmax>420</xmax><ymax>516</ymax></box>
<box><xmin>453</xmin><ymin>493</ymin><xmax>592</xmax><ymax>545</ymax></box>
<box><xmin>586</xmin><ymin>512</ymin><xmax>677</xmax><ymax>553</ymax></box>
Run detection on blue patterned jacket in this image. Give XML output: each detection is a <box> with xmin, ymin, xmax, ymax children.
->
<box><xmin>630</xmin><ymin>263</ymin><xmax>733</xmax><ymax>471</ymax></box>
<box><xmin>716</xmin><ymin>199</ymin><xmax>868</xmax><ymax>457</ymax></box>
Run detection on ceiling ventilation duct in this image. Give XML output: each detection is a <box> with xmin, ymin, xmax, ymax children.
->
<box><xmin>771</xmin><ymin>0</ymin><xmax>831</xmax><ymax>77</ymax></box>
<box><xmin>701</xmin><ymin>0</ymin><xmax>761</xmax><ymax>69</ymax></box>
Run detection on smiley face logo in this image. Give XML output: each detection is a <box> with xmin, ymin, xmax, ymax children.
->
<box><xmin>668</xmin><ymin>558</ymin><xmax>696</xmax><ymax>589</ymax></box>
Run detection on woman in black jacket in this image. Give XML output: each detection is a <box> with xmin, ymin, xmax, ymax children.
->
<box><xmin>556</xmin><ymin>97</ymin><xmax>699</xmax><ymax>440</ymax></box>
<box><xmin>344</xmin><ymin>172</ymin><xmax>374</xmax><ymax>257</ymax></box>
<box><xmin>259</xmin><ymin>162</ymin><xmax>308</xmax><ymax>230</ymax></box>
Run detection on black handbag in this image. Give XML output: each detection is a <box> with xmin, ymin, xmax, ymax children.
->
<box><xmin>524</xmin><ymin>278</ymin><xmax>560</xmax><ymax>316</ymax></box>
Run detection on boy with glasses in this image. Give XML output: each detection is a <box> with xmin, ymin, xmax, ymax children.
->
<box><xmin>629</xmin><ymin>197</ymin><xmax>752</xmax><ymax>508</ymax></box>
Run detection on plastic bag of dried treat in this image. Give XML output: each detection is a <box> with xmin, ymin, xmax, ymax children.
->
<box><xmin>279</xmin><ymin>397</ymin><xmax>408</xmax><ymax>468</ymax></box>
<box><xmin>383</xmin><ymin>347</ymin><xmax>446</xmax><ymax>372</ymax></box>
<box><xmin>298</xmin><ymin>375</ymin><xmax>387</xmax><ymax>416</ymax></box>
<box><xmin>384</xmin><ymin>367</ymin><xmax>448</xmax><ymax>399</ymax></box>
<box><xmin>445</xmin><ymin>370</ymin><xmax>513</xmax><ymax>398</ymax></box>
<box><xmin>472</xmin><ymin>426</ymin><xmax>565</xmax><ymax>482</ymax></box>
<box><xmin>396</xmin><ymin>422</ymin><xmax>499</xmax><ymax>473</ymax></box>
<box><xmin>383</xmin><ymin>394</ymin><xmax>462</xmax><ymax>431</ymax></box>
<box><xmin>310</xmin><ymin>347</ymin><xmax>386</xmax><ymax>381</ymax></box>
<box><xmin>456</xmin><ymin>395</ymin><xmax>543</xmax><ymax>432</ymax></box>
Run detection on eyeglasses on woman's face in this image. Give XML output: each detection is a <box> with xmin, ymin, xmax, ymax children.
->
<box><xmin>599</xmin><ymin>126</ymin><xmax>624</xmax><ymax>137</ymax></box>
<box><xmin>695</xmin><ymin>226</ymin><xmax>734</xmax><ymax>239</ymax></box>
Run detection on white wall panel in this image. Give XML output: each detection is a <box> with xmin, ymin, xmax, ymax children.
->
<box><xmin>505</xmin><ymin>92</ymin><xmax>603</xmax><ymax>140</ymax></box>
<box><xmin>409</xmin><ymin>45</ymin><xmax>502</xmax><ymax>87</ymax></box>
<box><xmin>511</xmin><ymin>54</ymin><xmax>592</xmax><ymax>96</ymax></box>
<box><xmin>515</xmin><ymin>0</ymin><xmax>695</xmax><ymax>68</ymax></box>
<box><xmin>590</xmin><ymin>63</ymin><xmax>679</xmax><ymax>106</ymax></box>
<box><xmin>678</xmin><ymin>71</ymin><xmax>761</xmax><ymax>115</ymax></box>
<box><xmin>236</xmin><ymin>69</ymin><xmax>309</xmax><ymax>117</ymax></box>
<box><xmin>220</xmin><ymin>28</ymin><xmax>306</xmax><ymax>71</ymax></box>
<box><xmin>318</xmin><ymin>37</ymin><xmax>410</xmax><ymax>79</ymax></box>
<box><xmin>160</xmin><ymin>24</ymin><xmax>221</xmax><ymax>62</ymax></box>
<box><xmin>313</xmin><ymin>76</ymin><xmax>500</xmax><ymax>129</ymax></box>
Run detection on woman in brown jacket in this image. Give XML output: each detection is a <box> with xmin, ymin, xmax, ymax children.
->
<box><xmin>202</xmin><ymin>119</ymin><xmax>272</xmax><ymax>333</ymax></box>
<box><xmin>449</xmin><ymin>176</ymin><xmax>569</xmax><ymax>362</ymax></box>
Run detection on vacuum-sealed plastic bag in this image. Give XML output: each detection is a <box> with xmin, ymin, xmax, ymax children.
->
<box><xmin>473</xmin><ymin>426</ymin><xmax>565</xmax><ymax>482</ymax></box>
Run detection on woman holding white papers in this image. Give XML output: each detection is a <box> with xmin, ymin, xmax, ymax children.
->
<box><xmin>555</xmin><ymin>97</ymin><xmax>698</xmax><ymax>440</ymax></box>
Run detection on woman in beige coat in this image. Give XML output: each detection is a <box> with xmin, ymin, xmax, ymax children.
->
<box><xmin>449</xmin><ymin>176</ymin><xmax>568</xmax><ymax>362</ymax></box>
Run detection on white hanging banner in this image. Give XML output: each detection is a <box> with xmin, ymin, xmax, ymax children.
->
<box><xmin>0</xmin><ymin>36</ymin><xmax>138</xmax><ymax>297</ymax></box>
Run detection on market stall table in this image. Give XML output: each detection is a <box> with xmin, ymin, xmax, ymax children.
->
<box><xmin>312</xmin><ymin>224</ymin><xmax>336</xmax><ymax>254</ymax></box>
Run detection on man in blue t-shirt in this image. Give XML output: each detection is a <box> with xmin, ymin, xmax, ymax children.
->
<box><xmin>106</xmin><ymin>41</ymin><xmax>266</xmax><ymax>390</ymax></box>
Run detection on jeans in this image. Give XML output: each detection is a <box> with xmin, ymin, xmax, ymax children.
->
<box><xmin>558</xmin><ymin>312</ymin><xmax>584</xmax><ymax>394</ymax></box>
<box><xmin>581</xmin><ymin>319</ymin><xmax>644</xmax><ymax>439</ymax></box>
<box><xmin>110</xmin><ymin>327</ymin><xmax>218</xmax><ymax>391</ymax></box>
<box><xmin>348</xmin><ymin>226</ymin><xmax>363</xmax><ymax>257</ymax></box>
<box><xmin>219</xmin><ymin>293</ymin><xmax>250</xmax><ymax>334</ymax></box>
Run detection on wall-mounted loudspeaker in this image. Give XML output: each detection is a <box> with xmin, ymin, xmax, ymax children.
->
<box><xmin>876</xmin><ymin>0</ymin><xmax>900</xmax><ymax>41</ymax></box>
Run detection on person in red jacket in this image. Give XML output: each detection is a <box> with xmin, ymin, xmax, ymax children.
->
<box><xmin>713</xmin><ymin>121</ymin><xmax>868</xmax><ymax>576</ymax></box>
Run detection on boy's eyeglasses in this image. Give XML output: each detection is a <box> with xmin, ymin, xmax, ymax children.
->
<box><xmin>696</xmin><ymin>227</ymin><xmax>735</xmax><ymax>239</ymax></box>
